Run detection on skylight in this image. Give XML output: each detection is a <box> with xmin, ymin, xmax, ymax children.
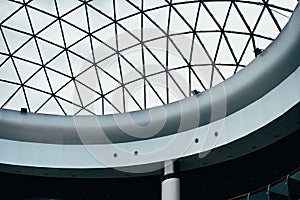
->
<box><xmin>0</xmin><ymin>0</ymin><xmax>297</xmax><ymax>115</ymax></box>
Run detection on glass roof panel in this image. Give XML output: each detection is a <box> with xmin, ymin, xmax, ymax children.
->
<box><xmin>0</xmin><ymin>0</ymin><xmax>297</xmax><ymax>115</ymax></box>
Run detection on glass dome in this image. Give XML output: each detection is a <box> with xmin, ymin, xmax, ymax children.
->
<box><xmin>0</xmin><ymin>0</ymin><xmax>297</xmax><ymax>115</ymax></box>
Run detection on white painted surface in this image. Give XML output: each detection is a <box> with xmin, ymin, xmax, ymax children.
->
<box><xmin>162</xmin><ymin>178</ymin><xmax>180</xmax><ymax>200</ymax></box>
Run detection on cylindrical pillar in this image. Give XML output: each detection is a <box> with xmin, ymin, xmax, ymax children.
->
<box><xmin>161</xmin><ymin>160</ymin><xmax>180</xmax><ymax>200</ymax></box>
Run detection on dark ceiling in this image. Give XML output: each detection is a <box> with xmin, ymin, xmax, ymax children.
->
<box><xmin>0</xmin><ymin>116</ymin><xmax>300</xmax><ymax>200</ymax></box>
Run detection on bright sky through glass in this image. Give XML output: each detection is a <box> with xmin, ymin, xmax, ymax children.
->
<box><xmin>0</xmin><ymin>0</ymin><xmax>297</xmax><ymax>115</ymax></box>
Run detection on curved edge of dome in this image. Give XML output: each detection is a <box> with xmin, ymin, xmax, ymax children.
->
<box><xmin>0</xmin><ymin>3</ymin><xmax>299</xmax><ymax>177</ymax></box>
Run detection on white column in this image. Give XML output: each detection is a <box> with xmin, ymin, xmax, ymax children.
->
<box><xmin>161</xmin><ymin>160</ymin><xmax>180</xmax><ymax>200</ymax></box>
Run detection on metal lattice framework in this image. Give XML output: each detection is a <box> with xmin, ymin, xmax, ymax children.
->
<box><xmin>0</xmin><ymin>0</ymin><xmax>297</xmax><ymax>115</ymax></box>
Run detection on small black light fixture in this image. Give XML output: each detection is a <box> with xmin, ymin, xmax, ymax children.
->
<box><xmin>191</xmin><ymin>89</ymin><xmax>201</xmax><ymax>96</ymax></box>
<box><xmin>20</xmin><ymin>107</ymin><xmax>27</xmax><ymax>113</ymax></box>
<box><xmin>254</xmin><ymin>48</ymin><xmax>263</xmax><ymax>57</ymax></box>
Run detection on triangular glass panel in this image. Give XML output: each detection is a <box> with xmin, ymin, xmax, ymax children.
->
<box><xmin>255</xmin><ymin>9</ymin><xmax>280</xmax><ymax>39</ymax></box>
<box><xmin>38</xmin><ymin>21</ymin><xmax>64</xmax><ymax>47</ymax></box>
<box><xmin>123</xmin><ymin>88</ymin><xmax>142</xmax><ymax>112</ymax></box>
<box><xmin>0</xmin><ymin>59</ymin><xmax>20</xmax><ymax>83</ymax></box>
<box><xmin>169</xmin><ymin>70</ymin><xmax>187</xmax><ymax>98</ymax></box>
<box><xmin>269</xmin><ymin>6</ymin><xmax>293</xmax><ymax>28</ymax></box>
<box><xmin>225</xmin><ymin>5</ymin><xmax>249</xmax><ymax>33</ymax></box>
<box><xmin>24</xmin><ymin>87</ymin><xmax>50</xmax><ymax>112</ymax></box>
<box><xmin>46</xmin><ymin>68</ymin><xmax>71</xmax><ymax>93</ymax></box>
<box><xmin>169</xmin><ymin>9</ymin><xmax>191</xmax><ymax>33</ymax></box>
<box><xmin>191</xmin><ymin>38</ymin><xmax>212</xmax><ymax>66</ymax></box>
<box><xmin>235</xmin><ymin>2</ymin><xmax>263</xmax><ymax>31</ymax></box>
<box><xmin>38</xmin><ymin>97</ymin><xmax>64</xmax><ymax>115</ymax></box>
<box><xmin>0</xmin><ymin>1</ymin><xmax>21</xmax><ymax>24</ymax></box>
<box><xmin>63</xmin><ymin>6</ymin><xmax>88</xmax><ymax>32</ymax></box>
<box><xmin>236</xmin><ymin>66</ymin><xmax>244</xmax><ymax>73</ymax></box>
<box><xmin>89</xmin><ymin>1</ymin><xmax>114</xmax><ymax>20</ymax></box>
<box><xmin>269</xmin><ymin>180</ymin><xmax>289</xmax><ymax>196</ymax></box>
<box><xmin>37</xmin><ymin>38</ymin><xmax>63</xmax><ymax>64</ymax></box>
<box><xmin>115</xmin><ymin>0</ymin><xmax>138</xmax><ymax>20</ymax></box>
<box><xmin>87</xmin><ymin>6</ymin><xmax>112</xmax><ymax>33</ymax></box>
<box><xmin>14</xmin><ymin>58</ymin><xmax>41</xmax><ymax>82</ymax></box>
<box><xmin>85</xmin><ymin>98</ymin><xmax>103</xmax><ymax>115</ymax></box>
<box><xmin>212</xmin><ymin>68</ymin><xmax>224</xmax><ymax>87</ymax></box>
<box><xmin>126</xmin><ymin>78</ymin><xmax>145</xmax><ymax>110</ymax></box>
<box><xmin>170</xmin><ymin>68</ymin><xmax>189</xmax><ymax>96</ymax></box>
<box><xmin>93</xmin><ymin>24</ymin><xmax>117</xmax><ymax>50</ymax></box>
<box><xmin>68</xmin><ymin>52</ymin><xmax>89</xmax><ymax>77</ymax></box>
<box><xmin>291</xmin><ymin>170</ymin><xmax>300</xmax><ymax>181</ymax></box>
<box><xmin>5</xmin><ymin>88</ymin><xmax>27</xmax><ymax>111</ymax></box>
<box><xmin>144</xmin><ymin>39</ymin><xmax>167</xmax><ymax>75</ymax></box>
<box><xmin>239</xmin><ymin>0</ymin><xmax>263</xmax><ymax>3</ymax></box>
<box><xmin>76</xmin><ymin>81</ymin><xmax>100</xmax><ymax>107</ymax></box>
<box><xmin>25</xmin><ymin>69</ymin><xmax>51</xmax><ymax>93</ymax></box>
<box><xmin>0</xmin><ymin>34</ymin><xmax>9</xmax><ymax>54</ymax></box>
<box><xmin>254</xmin><ymin>36</ymin><xmax>272</xmax><ymax>50</ymax></box>
<box><xmin>172</xmin><ymin>0</ymin><xmax>198</xmax><ymax>2</ymax></box>
<box><xmin>120</xmin><ymin>57</ymin><xmax>143</xmax><ymax>84</ymax></box>
<box><xmin>146</xmin><ymin>7</ymin><xmax>170</xmax><ymax>31</ymax></box>
<box><xmin>192</xmin><ymin>65</ymin><xmax>212</xmax><ymax>89</ymax></box>
<box><xmin>205</xmin><ymin>2</ymin><xmax>231</xmax><ymax>28</ymax></box>
<box><xmin>144</xmin><ymin>61</ymin><xmax>162</xmax><ymax>79</ymax></box>
<box><xmin>167</xmin><ymin>50</ymin><xmax>187</xmax><ymax>70</ymax></box>
<box><xmin>76</xmin><ymin>66</ymin><xmax>101</xmax><ymax>94</ymax></box>
<box><xmin>103</xmin><ymin>98</ymin><xmax>120</xmax><ymax>115</ymax></box>
<box><xmin>196</xmin><ymin>5</ymin><xmax>219</xmax><ymax>31</ymax></box>
<box><xmin>146</xmin><ymin>71</ymin><xmax>167</xmax><ymax>102</ymax></box>
<box><xmin>76</xmin><ymin>109</ymin><xmax>94</xmax><ymax>116</ymax></box>
<box><xmin>69</xmin><ymin>37</ymin><xmax>93</xmax><ymax>61</ymax></box>
<box><xmin>171</xmin><ymin>0</ymin><xmax>190</xmax><ymax>2</ymax></box>
<box><xmin>169</xmin><ymin>34</ymin><xmax>193</xmax><ymax>64</ymax></box>
<box><xmin>145</xmin><ymin>82</ymin><xmax>164</xmax><ymax>108</ymax></box>
<box><xmin>191</xmin><ymin>68</ymin><xmax>206</xmax><ymax>92</ymax></box>
<box><xmin>56</xmin><ymin>0</ymin><xmax>82</xmax><ymax>16</ymax></box>
<box><xmin>239</xmin><ymin>41</ymin><xmax>254</xmax><ymax>66</ymax></box>
<box><xmin>174</xmin><ymin>2</ymin><xmax>200</xmax><ymax>28</ymax></box>
<box><xmin>118</xmin><ymin>15</ymin><xmax>141</xmax><ymax>40</ymax></box>
<box><xmin>96</xmin><ymin>51</ymin><xmax>119</xmax><ymax>74</ymax></box>
<box><xmin>47</xmin><ymin>51</ymin><xmax>72</xmax><ymax>77</ymax></box>
<box><xmin>29</xmin><ymin>0</ymin><xmax>57</xmax><ymax>15</ymax></box>
<box><xmin>27</xmin><ymin>7</ymin><xmax>56</xmax><ymax>34</ymax></box>
<box><xmin>14</xmin><ymin>38</ymin><xmax>41</xmax><ymax>64</ymax></box>
<box><xmin>105</xmin><ymin>87</ymin><xmax>124</xmax><ymax>113</ymax></box>
<box><xmin>116</xmin><ymin>25</ymin><xmax>140</xmax><ymax>51</ymax></box>
<box><xmin>92</xmin><ymin>38</ymin><xmax>115</xmax><ymax>63</ymax></box>
<box><xmin>250</xmin><ymin>189</ymin><xmax>268</xmax><ymax>200</ymax></box>
<box><xmin>57</xmin><ymin>98</ymin><xmax>80</xmax><ymax>115</ymax></box>
<box><xmin>215</xmin><ymin>38</ymin><xmax>236</xmax><ymax>64</ymax></box>
<box><xmin>142</xmin><ymin>18</ymin><xmax>165</xmax><ymax>42</ymax></box>
<box><xmin>269</xmin><ymin>10</ymin><xmax>288</xmax><ymax>30</ymax></box>
<box><xmin>127</xmin><ymin>0</ymin><xmax>141</xmax><ymax>10</ymax></box>
<box><xmin>56</xmin><ymin>80</ymin><xmax>82</xmax><ymax>107</ymax></box>
<box><xmin>145</xmin><ymin>64</ymin><xmax>164</xmax><ymax>79</ymax></box>
<box><xmin>3</xmin><ymin>7</ymin><xmax>32</xmax><ymax>33</ymax></box>
<box><xmin>120</xmin><ymin>47</ymin><xmax>143</xmax><ymax>73</ymax></box>
<box><xmin>0</xmin><ymin>55</ymin><xmax>8</xmax><ymax>66</ymax></box>
<box><xmin>97</xmin><ymin>69</ymin><xmax>121</xmax><ymax>95</ymax></box>
<box><xmin>143</xmin><ymin>0</ymin><xmax>167</xmax><ymax>10</ymax></box>
<box><xmin>217</xmin><ymin>65</ymin><xmax>235</xmax><ymax>80</ymax></box>
<box><xmin>0</xmin><ymin>81</ymin><xmax>19</xmax><ymax>107</ymax></box>
<box><xmin>61</xmin><ymin>21</ymin><xmax>87</xmax><ymax>47</ymax></box>
<box><xmin>2</xmin><ymin>27</ymin><xmax>31</xmax><ymax>53</ymax></box>
<box><xmin>226</xmin><ymin>33</ymin><xmax>250</xmax><ymax>61</ymax></box>
<box><xmin>198</xmin><ymin>32</ymin><xmax>220</xmax><ymax>62</ymax></box>
<box><xmin>268</xmin><ymin>0</ymin><xmax>297</xmax><ymax>11</ymax></box>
